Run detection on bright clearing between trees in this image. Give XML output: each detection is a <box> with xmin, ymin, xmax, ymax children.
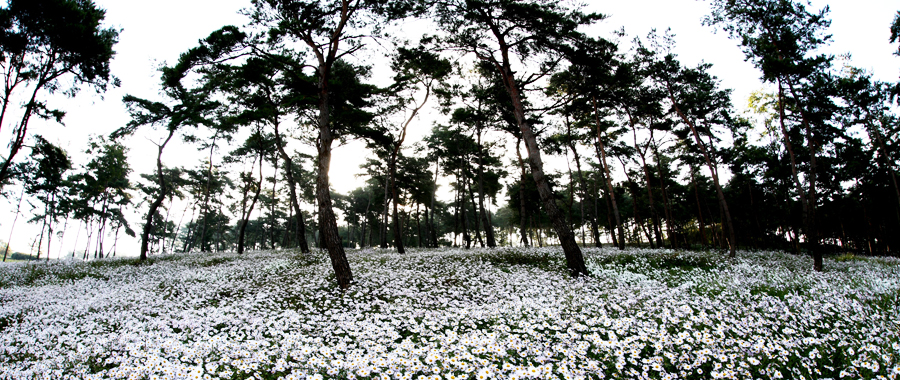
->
<box><xmin>0</xmin><ymin>247</ymin><xmax>898</xmax><ymax>380</ymax></box>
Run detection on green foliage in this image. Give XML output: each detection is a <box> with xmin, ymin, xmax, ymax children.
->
<box><xmin>0</xmin><ymin>0</ymin><xmax>119</xmax><ymax>187</ymax></box>
<box><xmin>480</xmin><ymin>248</ymin><xmax>563</xmax><ymax>273</ymax></box>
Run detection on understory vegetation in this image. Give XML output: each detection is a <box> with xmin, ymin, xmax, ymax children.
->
<box><xmin>0</xmin><ymin>247</ymin><xmax>897</xmax><ymax>380</ymax></box>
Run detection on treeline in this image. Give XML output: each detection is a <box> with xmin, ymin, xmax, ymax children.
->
<box><xmin>1</xmin><ymin>0</ymin><xmax>898</xmax><ymax>282</ymax></box>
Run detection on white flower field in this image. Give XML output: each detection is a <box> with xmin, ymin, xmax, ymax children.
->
<box><xmin>0</xmin><ymin>247</ymin><xmax>897</xmax><ymax>380</ymax></box>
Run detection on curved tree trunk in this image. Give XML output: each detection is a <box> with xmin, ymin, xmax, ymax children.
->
<box><xmin>591</xmin><ymin>98</ymin><xmax>625</xmax><ymax>250</ymax></box>
<box><xmin>500</xmin><ymin>61</ymin><xmax>587</xmax><ymax>276</ymax></box>
<box><xmin>274</xmin><ymin>121</ymin><xmax>310</xmax><ymax>253</ymax></box>
<box><xmin>667</xmin><ymin>86</ymin><xmax>737</xmax><ymax>258</ymax></box>
<box><xmin>140</xmin><ymin>128</ymin><xmax>176</xmax><ymax>261</ymax></box>
<box><xmin>237</xmin><ymin>153</ymin><xmax>263</xmax><ymax>255</ymax></box>
<box><xmin>566</xmin><ymin>124</ymin><xmax>601</xmax><ymax>248</ymax></box>
<box><xmin>315</xmin><ymin>64</ymin><xmax>353</xmax><ymax>289</ymax></box>
<box><xmin>515</xmin><ymin>138</ymin><xmax>530</xmax><ymax>247</ymax></box>
<box><xmin>476</xmin><ymin>127</ymin><xmax>496</xmax><ymax>247</ymax></box>
<box><xmin>390</xmin><ymin>154</ymin><xmax>405</xmax><ymax>253</ymax></box>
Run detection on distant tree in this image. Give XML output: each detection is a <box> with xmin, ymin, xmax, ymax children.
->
<box><xmin>136</xmin><ymin>168</ymin><xmax>186</xmax><ymax>254</ymax></box>
<box><xmin>227</xmin><ymin>128</ymin><xmax>273</xmax><ymax>254</ymax></box>
<box><xmin>433</xmin><ymin>0</ymin><xmax>611</xmax><ymax>275</ymax></box>
<box><xmin>0</xmin><ymin>0</ymin><xmax>119</xmax><ymax>189</ymax></box>
<box><xmin>68</xmin><ymin>137</ymin><xmax>133</xmax><ymax>259</ymax></box>
<box><xmin>645</xmin><ymin>48</ymin><xmax>740</xmax><ymax>257</ymax></box>
<box><xmin>113</xmin><ymin>28</ymin><xmax>239</xmax><ymax>260</ymax></box>
<box><xmin>381</xmin><ymin>45</ymin><xmax>452</xmax><ymax>253</ymax></box>
<box><xmin>707</xmin><ymin>0</ymin><xmax>839</xmax><ymax>270</ymax></box>
<box><xmin>248</xmin><ymin>0</ymin><xmax>425</xmax><ymax>288</ymax></box>
<box><xmin>19</xmin><ymin>135</ymin><xmax>70</xmax><ymax>260</ymax></box>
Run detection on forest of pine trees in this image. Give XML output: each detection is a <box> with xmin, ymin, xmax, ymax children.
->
<box><xmin>1</xmin><ymin>0</ymin><xmax>899</xmax><ymax>279</ymax></box>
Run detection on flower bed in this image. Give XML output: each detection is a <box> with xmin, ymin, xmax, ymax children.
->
<box><xmin>0</xmin><ymin>247</ymin><xmax>897</xmax><ymax>380</ymax></box>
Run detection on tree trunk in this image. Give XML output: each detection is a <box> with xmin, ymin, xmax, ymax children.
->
<box><xmin>515</xmin><ymin>138</ymin><xmax>530</xmax><ymax>247</ymax></box>
<box><xmin>238</xmin><ymin>153</ymin><xmax>264</xmax><ymax>255</ymax></box>
<box><xmin>476</xmin><ymin>127</ymin><xmax>496</xmax><ymax>247</ymax></box>
<box><xmin>498</xmin><ymin>55</ymin><xmax>586</xmax><ymax>276</ymax></box>
<box><xmin>2</xmin><ymin>185</ymin><xmax>26</xmax><ymax>262</ymax></box>
<box><xmin>140</xmin><ymin>129</ymin><xmax>176</xmax><ymax>261</ymax></box>
<box><xmin>690</xmin><ymin>166</ymin><xmax>708</xmax><ymax>246</ymax></box>
<box><xmin>315</xmin><ymin>63</ymin><xmax>353</xmax><ymax>289</ymax></box>
<box><xmin>416</xmin><ymin>202</ymin><xmax>422</xmax><ymax>248</ymax></box>
<box><xmin>566</xmin><ymin>125</ymin><xmax>601</xmax><ymax>247</ymax></box>
<box><xmin>651</xmin><ymin>139</ymin><xmax>677</xmax><ymax>249</ymax></box>
<box><xmin>467</xmin><ymin>177</ymin><xmax>484</xmax><ymax>247</ymax></box>
<box><xmin>590</xmin><ymin>101</ymin><xmax>625</xmax><ymax>250</ymax></box>
<box><xmin>429</xmin><ymin>156</ymin><xmax>440</xmax><ymax>248</ymax></box>
<box><xmin>667</xmin><ymin>88</ymin><xmax>736</xmax><ymax>257</ymax></box>
<box><xmin>380</xmin><ymin>173</ymin><xmax>390</xmax><ymax>249</ymax></box>
<box><xmin>274</xmin><ymin>124</ymin><xmax>310</xmax><ymax>253</ymax></box>
<box><xmin>629</xmin><ymin>120</ymin><xmax>664</xmax><ymax>248</ymax></box>
<box><xmin>391</xmin><ymin>156</ymin><xmax>405</xmax><ymax>253</ymax></box>
<box><xmin>0</xmin><ymin>66</ymin><xmax>52</xmax><ymax>189</ymax></box>
<box><xmin>459</xmin><ymin>164</ymin><xmax>470</xmax><ymax>249</ymax></box>
<box><xmin>198</xmin><ymin>135</ymin><xmax>218</xmax><ymax>252</ymax></box>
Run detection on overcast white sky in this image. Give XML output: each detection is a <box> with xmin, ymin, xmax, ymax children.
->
<box><xmin>1</xmin><ymin>0</ymin><xmax>897</xmax><ymax>257</ymax></box>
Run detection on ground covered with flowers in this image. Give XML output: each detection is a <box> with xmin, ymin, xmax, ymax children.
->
<box><xmin>0</xmin><ymin>247</ymin><xmax>898</xmax><ymax>380</ymax></box>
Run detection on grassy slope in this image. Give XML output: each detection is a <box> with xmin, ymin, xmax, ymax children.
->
<box><xmin>0</xmin><ymin>247</ymin><xmax>897</xmax><ymax>380</ymax></box>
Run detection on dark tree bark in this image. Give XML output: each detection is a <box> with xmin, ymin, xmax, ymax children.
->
<box><xmin>458</xmin><ymin>164</ymin><xmax>471</xmax><ymax>249</ymax></box>
<box><xmin>476</xmin><ymin>127</ymin><xmax>496</xmax><ymax>247</ymax></box>
<box><xmin>690</xmin><ymin>166</ymin><xmax>708</xmax><ymax>246</ymax></box>
<box><xmin>515</xmin><ymin>138</ymin><xmax>530</xmax><ymax>247</ymax></box>
<box><xmin>428</xmin><ymin>155</ymin><xmax>440</xmax><ymax>247</ymax></box>
<box><xmin>380</xmin><ymin>174</ymin><xmax>390</xmax><ymax>249</ymax></box>
<box><xmin>237</xmin><ymin>153</ymin><xmax>264</xmax><ymax>255</ymax></box>
<box><xmin>628</xmin><ymin>118</ymin><xmax>664</xmax><ymax>248</ymax></box>
<box><xmin>467</xmin><ymin>176</ymin><xmax>484</xmax><ymax>247</ymax></box>
<box><xmin>651</xmin><ymin>139</ymin><xmax>678</xmax><ymax>249</ymax></box>
<box><xmin>140</xmin><ymin>129</ymin><xmax>176</xmax><ymax>261</ymax></box>
<box><xmin>391</xmin><ymin>165</ymin><xmax>405</xmax><ymax>253</ymax></box>
<box><xmin>667</xmin><ymin>87</ymin><xmax>737</xmax><ymax>258</ymax></box>
<box><xmin>500</xmin><ymin>58</ymin><xmax>587</xmax><ymax>276</ymax></box>
<box><xmin>274</xmin><ymin>121</ymin><xmax>310</xmax><ymax>253</ymax></box>
<box><xmin>315</xmin><ymin>77</ymin><xmax>353</xmax><ymax>287</ymax></box>
<box><xmin>198</xmin><ymin>135</ymin><xmax>218</xmax><ymax>252</ymax></box>
<box><xmin>565</xmin><ymin>121</ymin><xmax>601</xmax><ymax>247</ymax></box>
<box><xmin>590</xmin><ymin>101</ymin><xmax>625</xmax><ymax>250</ymax></box>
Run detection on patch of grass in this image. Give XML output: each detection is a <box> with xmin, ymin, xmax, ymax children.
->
<box><xmin>750</xmin><ymin>282</ymin><xmax>809</xmax><ymax>298</ymax></box>
<box><xmin>481</xmin><ymin>249</ymin><xmax>562</xmax><ymax>272</ymax></box>
<box><xmin>197</xmin><ymin>256</ymin><xmax>235</xmax><ymax>267</ymax></box>
<box><xmin>834</xmin><ymin>253</ymin><xmax>869</xmax><ymax>262</ymax></box>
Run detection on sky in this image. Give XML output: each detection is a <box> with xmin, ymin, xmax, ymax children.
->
<box><xmin>1</xmin><ymin>0</ymin><xmax>898</xmax><ymax>257</ymax></box>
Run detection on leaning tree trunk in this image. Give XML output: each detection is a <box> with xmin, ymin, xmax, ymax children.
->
<box><xmin>476</xmin><ymin>127</ymin><xmax>496</xmax><ymax>247</ymax></box>
<box><xmin>274</xmin><ymin>120</ymin><xmax>310</xmax><ymax>253</ymax></box>
<box><xmin>566</xmin><ymin>125</ymin><xmax>601</xmax><ymax>248</ymax></box>
<box><xmin>629</xmin><ymin>118</ymin><xmax>664</xmax><ymax>248</ymax></box>
<box><xmin>666</xmin><ymin>85</ymin><xmax>736</xmax><ymax>258</ymax></box>
<box><xmin>591</xmin><ymin>98</ymin><xmax>625</xmax><ymax>250</ymax></box>
<box><xmin>198</xmin><ymin>135</ymin><xmax>217</xmax><ymax>252</ymax></box>
<box><xmin>498</xmin><ymin>58</ymin><xmax>587</xmax><ymax>276</ymax></box>
<box><xmin>140</xmin><ymin>128</ymin><xmax>176</xmax><ymax>261</ymax></box>
<box><xmin>390</xmin><ymin>154</ymin><xmax>405</xmax><ymax>253</ymax></box>
<box><xmin>515</xmin><ymin>138</ymin><xmax>530</xmax><ymax>247</ymax></box>
<box><xmin>782</xmin><ymin>79</ymin><xmax>823</xmax><ymax>271</ymax></box>
<box><xmin>315</xmin><ymin>65</ymin><xmax>353</xmax><ymax>289</ymax></box>
<box><xmin>237</xmin><ymin>154</ymin><xmax>263</xmax><ymax>255</ymax></box>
